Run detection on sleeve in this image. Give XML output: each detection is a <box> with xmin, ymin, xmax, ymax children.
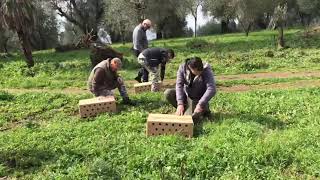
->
<box><xmin>198</xmin><ymin>65</ymin><xmax>217</xmax><ymax>107</ymax></box>
<box><xmin>175</xmin><ymin>65</ymin><xmax>187</xmax><ymax>105</ymax></box>
<box><xmin>92</xmin><ymin>68</ymin><xmax>105</xmax><ymax>91</ymax></box>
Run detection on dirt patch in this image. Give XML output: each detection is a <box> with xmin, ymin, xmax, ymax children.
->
<box><xmin>217</xmin><ymin>71</ymin><xmax>320</xmax><ymax>81</ymax></box>
<box><xmin>3</xmin><ymin>70</ymin><xmax>320</xmax><ymax>95</ymax></box>
<box><xmin>3</xmin><ymin>79</ymin><xmax>320</xmax><ymax>95</ymax></box>
<box><xmin>219</xmin><ymin>79</ymin><xmax>320</xmax><ymax>93</ymax></box>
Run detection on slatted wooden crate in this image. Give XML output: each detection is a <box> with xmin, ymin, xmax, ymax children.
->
<box><xmin>79</xmin><ymin>96</ymin><xmax>116</xmax><ymax>118</ymax></box>
<box><xmin>146</xmin><ymin>114</ymin><xmax>193</xmax><ymax>138</ymax></box>
<box><xmin>134</xmin><ymin>82</ymin><xmax>162</xmax><ymax>94</ymax></box>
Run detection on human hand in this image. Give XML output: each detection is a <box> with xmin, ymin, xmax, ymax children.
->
<box><xmin>176</xmin><ymin>105</ymin><xmax>184</xmax><ymax>116</ymax></box>
<box><xmin>194</xmin><ymin>104</ymin><xmax>204</xmax><ymax>113</ymax></box>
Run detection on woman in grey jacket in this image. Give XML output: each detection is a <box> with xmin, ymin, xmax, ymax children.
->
<box><xmin>164</xmin><ymin>57</ymin><xmax>217</xmax><ymax>122</ymax></box>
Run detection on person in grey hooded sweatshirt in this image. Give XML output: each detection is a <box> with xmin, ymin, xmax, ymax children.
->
<box><xmin>164</xmin><ymin>57</ymin><xmax>216</xmax><ymax>123</ymax></box>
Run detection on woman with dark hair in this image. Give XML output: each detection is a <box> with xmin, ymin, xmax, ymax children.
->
<box><xmin>164</xmin><ymin>57</ymin><xmax>217</xmax><ymax>123</ymax></box>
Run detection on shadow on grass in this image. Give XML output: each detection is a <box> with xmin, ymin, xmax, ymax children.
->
<box><xmin>214</xmin><ymin>111</ymin><xmax>286</xmax><ymax>130</ymax></box>
<box><xmin>0</xmin><ymin>147</ymin><xmax>122</xmax><ymax>178</ymax></box>
<box><xmin>0</xmin><ymin>148</ymin><xmax>55</xmax><ymax>176</ymax></box>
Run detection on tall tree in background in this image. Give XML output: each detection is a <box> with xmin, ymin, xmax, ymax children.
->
<box><xmin>235</xmin><ymin>0</ymin><xmax>265</xmax><ymax>36</ymax></box>
<box><xmin>0</xmin><ymin>20</ymin><xmax>11</xmax><ymax>54</ymax></box>
<box><xmin>182</xmin><ymin>0</ymin><xmax>204</xmax><ymax>37</ymax></box>
<box><xmin>50</xmin><ymin>0</ymin><xmax>104</xmax><ymax>40</ymax></box>
<box><xmin>104</xmin><ymin>0</ymin><xmax>138</xmax><ymax>44</ymax></box>
<box><xmin>105</xmin><ymin>0</ymin><xmax>187</xmax><ymax>42</ymax></box>
<box><xmin>0</xmin><ymin>0</ymin><xmax>36</xmax><ymax>67</ymax></box>
<box><xmin>268</xmin><ymin>2</ymin><xmax>288</xmax><ymax>49</ymax></box>
<box><xmin>129</xmin><ymin>0</ymin><xmax>148</xmax><ymax>23</ymax></box>
<box><xmin>297</xmin><ymin>0</ymin><xmax>320</xmax><ymax>26</ymax></box>
<box><xmin>31</xmin><ymin>0</ymin><xmax>59</xmax><ymax>50</ymax></box>
<box><xmin>145</xmin><ymin>0</ymin><xmax>187</xmax><ymax>39</ymax></box>
<box><xmin>203</xmin><ymin>0</ymin><xmax>237</xmax><ymax>34</ymax></box>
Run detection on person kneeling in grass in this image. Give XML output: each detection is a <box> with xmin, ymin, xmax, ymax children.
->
<box><xmin>137</xmin><ymin>47</ymin><xmax>175</xmax><ymax>91</ymax></box>
<box><xmin>164</xmin><ymin>57</ymin><xmax>216</xmax><ymax>123</ymax></box>
<box><xmin>88</xmin><ymin>57</ymin><xmax>135</xmax><ymax>105</ymax></box>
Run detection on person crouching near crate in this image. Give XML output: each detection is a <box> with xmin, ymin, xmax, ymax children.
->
<box><xmin>164</xmin><ymin>57</ymin><xmax>217</xmax><ymax>123</ymax></box>
<box><xmin>88</xmin><ymin>57</ymin><xmax>135</xmax><ymax>105</ymax></box>
<box><xmin>137</xmin><ymin>47</ymin><xmax>175</xmax><ymax>91</ymax></box>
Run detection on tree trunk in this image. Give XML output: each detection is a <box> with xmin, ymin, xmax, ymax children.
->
<box><xmin>245</xmin><ymin>23</ymin><xmax>252</xmax><ymax>36</ymax></box>
<box><xmin>194</xmin><ymin>16</ymin><xmax>197</xmax><ymax>38</ymax></box>
<box><xmin>17</xmin><ymin>31</ymin><xmax>34</xmax><ymax>68</ymax></box>
<box><xmin>121</xmin><ymin>31</ymin><xmax>126</xmax><ymax>45</ymax></box>
<box><xmin>3</xmin><ymin>37</ymin><xmax>9</xmax><ymax>54</ymax></box>
<box><xmin>277</xmin><ymin>23</ymin><xmax>285</xmax><ymax>49</ymax></box>
<box><xmin>221</xmin><ymin>19</ymin><xmax>230</xmax><ymax>34</ymax></box>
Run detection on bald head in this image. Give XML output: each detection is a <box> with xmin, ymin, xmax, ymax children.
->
<box><xmin>142</xmin><ymin>19</ymin><xmax>152</xmax><ymax>30</ymax></box>
<box><xmin>110</xmin><ymin>58</ymin><xmax>122</xmax><ymax>72</ymax></box>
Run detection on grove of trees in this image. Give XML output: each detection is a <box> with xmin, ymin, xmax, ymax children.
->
<box><xmin>1</xmin><ymin>0</ymin><xmax>320</xmax><ymax>66</ymax></box>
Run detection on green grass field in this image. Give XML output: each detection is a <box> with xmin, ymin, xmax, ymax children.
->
<box><xmin>1</xmin><ymin>29</ymin><xmax>320</xmax><ymax>90</ymax></box>
<box><xmin>1</xmin><ymin>29</ymin><xmax>320</xmax><ymax>179</ymax></box>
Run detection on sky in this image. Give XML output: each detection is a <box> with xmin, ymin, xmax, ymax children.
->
<box><xmin>186</xmin><ymin>6</ymin><xmax>212</xmax><ymax>31</ymax></box>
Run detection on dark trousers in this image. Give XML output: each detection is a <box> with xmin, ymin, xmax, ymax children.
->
<box><xmin>133</xmin><ymin>49</ymin><xmax>149</xmax><ymax>82</ymax></box>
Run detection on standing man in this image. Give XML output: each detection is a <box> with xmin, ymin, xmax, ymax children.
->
<box><xmin>88</xmin><ymin>58</ymin><xmax>135</xmax><ymax>105</ymax></box>
<box><xmin>164</xmin><ymin>57</ymin><xmax>216</xmax><ymax>123</ymax></box>
<box><xmin>137</xmin><ymin>47</ymin><xmax>175</xmax><ymax>92</ymax></box>
<box><xmin>132</xmin><ymin>19</ymin><xmax>152</xmax><ymax>83</ymax></box>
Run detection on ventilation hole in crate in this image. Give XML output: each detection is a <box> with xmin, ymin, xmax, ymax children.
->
<box><xmin>168</xmin><ymin>129</ymin><xmax>171</xmax><ymax>131</ymax></box>
<box><xmin>175</xmin><ymin>129</ymin><xmax>178</xmax><ymax>132</ymax></box>
<box><xmin>162</xmin><ymin>129</ymin><xmax>165</xmax><ymax>131</ymax></box>
<box><xmin>185</xmin><ymin>135</ymin><xmax>188</xmax><ymax>138</ymax></box>
<box><xmin>159</xmin><ymin>123</ymin><xmax>162</xmax><ymax>125</ymax></box>
<box><xmin>172</xmin><ymin>124</ymin><xmax>175</xmax><ymax>127</ymax></box>
<box><xmin>99</xmin><ymin>104</ymin><xmax>101</xmax><ymax>106</ymax></box>
<box><xmin>93</xmin><ymin>104</ymin><xmax>96</xmax><ymax>106</ymax></box>
<box><xmin>104</xmin><ymin>103</ymin><xmax>107</xmax><ymax>106</ymax></box>
<box><xmin>165</xmin><ymin>123</ymin><xmax>168</xmax><ymax>126</ymax></box>
<box><xmin>152</xmin><ymin>133</ymin><xmax>154</xmax><ymax>135</ymax></box>
<box><xmin>185</xmin><ymin>125</ymin><xmax>188</xmax><ymax>127</ymax></box>
<box><xmin>109</xmin><ymin>102</ymin><xmax>112</xmax><ymax>105</ymax></box>
<box><xmin>155</xmin><ymin>128</ymin><xmax>158</xmax><ymax>131</ymax></box>
<box><xmin>86</xmin><ymin>109</ymin><xmax>89</xmax><ymax>111</ymax></box>
<box><xmin>179</xmin><ymin>124</ymin><xmax>182</xmax><ymax>127</ymax></box>
<box><xmin>152</xmin><ymin>123</ymin><xmax>155</xmax><ymax>125</ymax></box>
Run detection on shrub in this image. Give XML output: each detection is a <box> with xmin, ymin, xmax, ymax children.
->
<box><xmin>186</xmin><ymin>39</ymin><xmax>211</xmax><ymax>50</ymax></box>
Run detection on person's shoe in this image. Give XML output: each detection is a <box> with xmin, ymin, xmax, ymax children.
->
<box><xmin>134</xmin><ymin>76</ymin><xmax>142</xmax><ymax>83</ymax></box>
<box><xmin>122</xmin><ymin>97</ymin><xmax>136</xmax><ymax>106</ymax></box>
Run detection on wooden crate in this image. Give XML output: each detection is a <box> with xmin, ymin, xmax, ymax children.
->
<box><xmin>134</xmin><ymin>82</ymin><xmax>152</xmax><ymax>94</ymax></box>
<box><xmin>146</xmin><ymin>114</ymin><xmax>193</xmax><ymax>138</ymax></box>
<box><xmin>134</xmin><ymin>82</ymin><xmax>162</xmax><ymax>94</ymax></box>
<box><xmin>79</xmin><ymin>96</ymin><xmax>116</xmax><ymax>118</ymax></box>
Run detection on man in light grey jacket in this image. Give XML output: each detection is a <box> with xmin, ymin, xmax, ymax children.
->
<box><xmin>132</xmin><ymin>19</ymin><xmax>152</xmax><ymax>82</ymax></box>
<box><xmin>164</xmin><ymin>57</ymin><xmax>217</xmax><ymax>123</ymax></box>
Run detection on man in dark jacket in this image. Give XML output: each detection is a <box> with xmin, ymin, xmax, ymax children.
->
<box><xmin>137</xmin><ymin>47</ymin><xmax>175</xmax><ymax>91</ymax></box>
<box><xmin>88</xmin><ymin>58</ymin><xmax>134</xmax><ymax>105</ymax></box>
<box><xmin>164</xmin><ymin>57</ymin><xmax>216</xmax><ymax>122</ymax></box>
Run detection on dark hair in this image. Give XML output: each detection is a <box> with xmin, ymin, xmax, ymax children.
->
<box><xmin>167</xmin><ymin>49</ymin><xmax>175</xmax><ymax>58</ymax></box>
<box><xmin>187</xmin><ymin>57</ymin><xmax>203</xmax><ymax>71</ymax></box>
